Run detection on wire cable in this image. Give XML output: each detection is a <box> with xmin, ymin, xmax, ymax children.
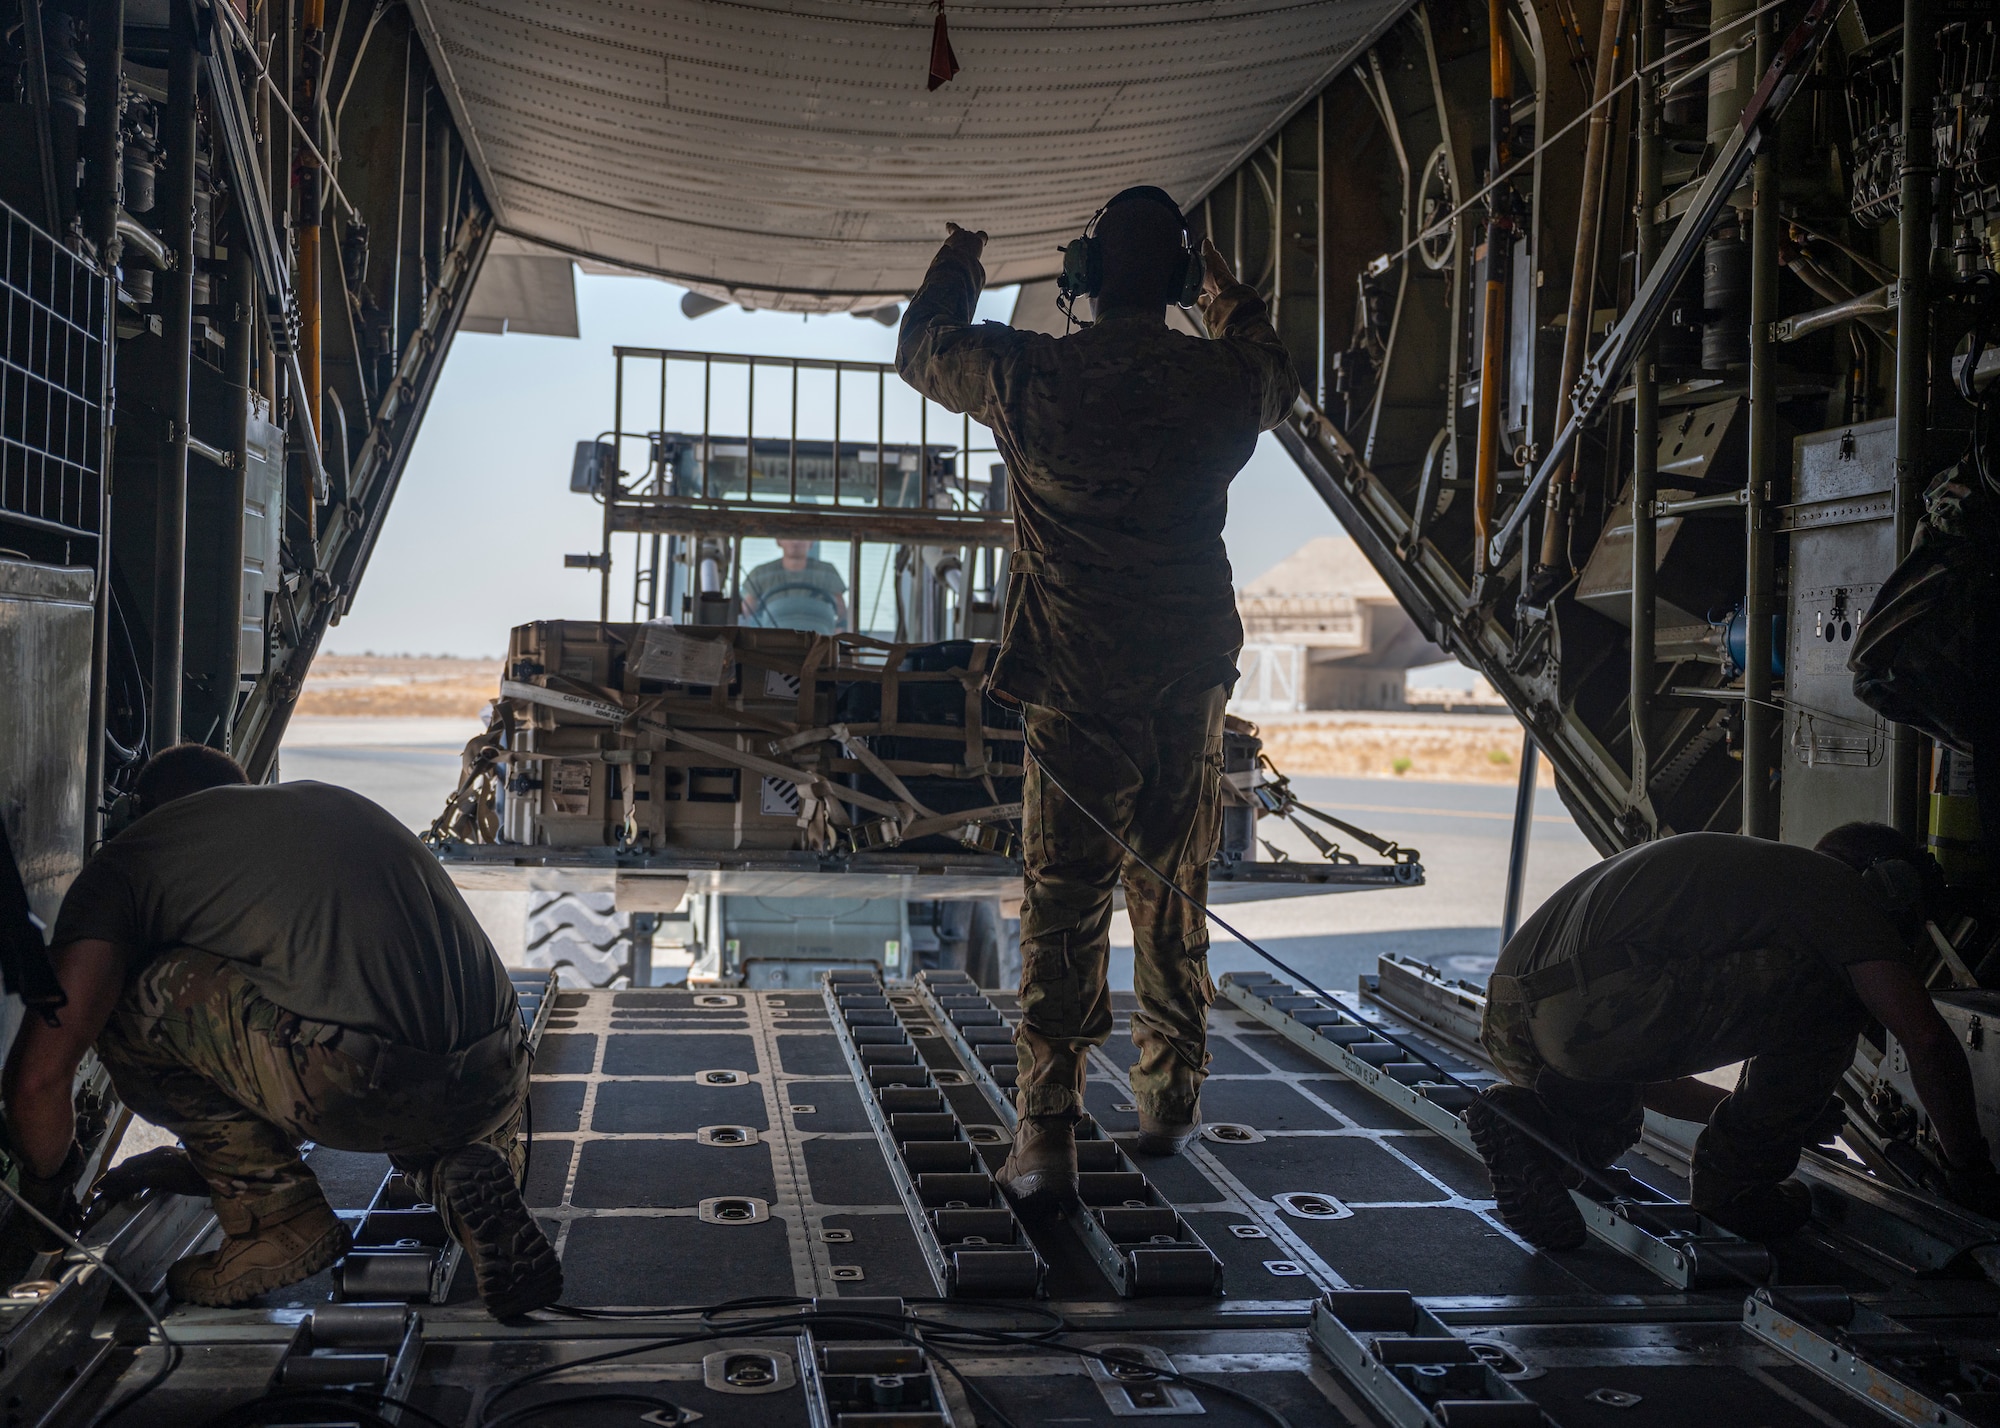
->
<box><xmin>208</xmin><ymin>1</ymin><xmax>363</xmax><ymax>222</ymax></box>
<box><xmin>484</xmin><ymin>1304</ymin><xmax>1292</xmax><ymax>1428</ymax></box>
<box><xmin>1370</xmin><ymin>0</ymin><xmax>1805</xmax><ymax>276</ymax></box>
<box><xmin>481</xmin><ymin>1392</ymin><xmax>687</xmax><ymax>1428</ymax></box>
<box><xmin>0</xmin><ymin>1175</ymin><xmax>181</xmax><ymax>1427</ymax></box>
<box><xmin>195</xmin><ymin>1387</ymin><xmax>458</xmax><ymax>1428</ymax></box>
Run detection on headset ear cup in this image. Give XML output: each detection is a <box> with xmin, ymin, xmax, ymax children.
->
<box><xmin>1058</xmin><ymin>235</ymin><xmax>1105</xmax><ymax>300</ymax></box>
<box><xmin>1862</xmin><ymin>859</ymin><xmax>1927</xmax><ymax>940</ymax></box>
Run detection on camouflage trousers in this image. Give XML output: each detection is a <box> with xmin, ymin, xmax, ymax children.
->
<box><xmin>97</xmin><ymin>947</ymin><xmax>527</xmax><ymax>1230</ymax></box>
<box><xmin>1481</xmin><ymin>944</ymin><xmax>1864</xmax><ymax>1208</ymax></box>
<box><xmin>1014</xmin><ymin>687</ymin><xmax>1226</xmax><ymax>1122</ymax></box>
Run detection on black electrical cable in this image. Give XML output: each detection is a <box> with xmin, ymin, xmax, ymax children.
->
<box><xmin>0</xmin><ymin>1175</ymin><xmax>184</xmax><ymax>1428</ymax></box>
<box><xmin>195</xmin><ymin>1388</ymin><xmax>457</xmax><ymax>1428</ymax></box>
<box><xmin>481</xmin><ymin>1392</ymin><xmax>689</xmax><ymax>1428</ymax></box>
<box><xmin>698</xmin><ymin>1293</ymin><xmax>816</xmax><ymax>1324</ymax></box>
<box><xmin>91</xmin><ymin>1335</ymin><xmax>183</xmax><ymax>1428</ymax></box>
<box><xmin>905</xmin><ymin>1339</ymin><xmax>1023</xmax><ymax>1428</ymax></box>
<box><xmin>482</xmin><ymin>1302</ymin><xmax>1294</xmax><ymax>1428</ymax></box>
<box><xmin>519</xmin><ymin>1048</ymin><xmax>533</xmax><ymax>1195</ymax></box>
<box><xmin>541</xmin><ymin>1301</ymin><xmax>736</xmax><ymax>1320</ymax></box>
<box><xmin>906</xmin><ymin>1294</ymin><xmax>1068</xmax><ymax>1338</ymax></box>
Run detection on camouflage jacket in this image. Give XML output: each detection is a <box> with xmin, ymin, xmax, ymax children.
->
<box><xmin>897</xmin><ymin>242</ymin><xmax>1299</xmax><ymax>710</ymax></box>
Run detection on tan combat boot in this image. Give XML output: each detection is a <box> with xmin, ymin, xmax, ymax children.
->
<box><xmin>167</xmin><ymin>1192</ymin><xmax>350</xmax><ymax>1307</ymax></box>
<box><xmin>433</xmin><ymin>1143</ymin><xmax>564</xmax><ymax>1318</ymax></box>
<box><xmin>996</xmin><ymin>1114</ymin><xmax>1079</xmax><ymax>1211</ymax></box>
<box><xmin>1134</xmin><ymin>1106</ymin><xmax>1200</xmax><ymax>1156</ymax></box>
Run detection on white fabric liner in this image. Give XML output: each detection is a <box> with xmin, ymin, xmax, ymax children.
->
<box><xmin>411</xmin><ymin>0</ymin><xmax>1413</xmax><ymax>311</ymax></box>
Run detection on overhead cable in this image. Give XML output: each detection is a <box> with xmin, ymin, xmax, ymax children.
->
<box><xmin>1371</xmin><ymin>0</ymin><xmax>1810</xmax><ymax>276</ymax></box>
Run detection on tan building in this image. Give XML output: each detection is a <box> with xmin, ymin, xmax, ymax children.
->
<box><xmin>1234</xmin><ymin>536</ymin><xmax>1447</xmax><ymax>711</ymax></box>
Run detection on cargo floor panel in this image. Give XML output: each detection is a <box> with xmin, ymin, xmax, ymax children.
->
<box><xmin>558</xmin><ymin>1212</ymin><xmax>801</xmax><ymax>1302</ymax></box>
<box><xmin>600</xmin><ymin>1030</ymin><xmax>761</xmax><ymax>1075</ymax></box>
<box><xmin>817</xmin><ymin>1212</ymin><xmax>945</xmax><ymax>1295</ymax></box>
<box><xmin>776</xmin><ymin>1032</ymin><xmax>852</xmax><ymax>1075</ymax></box>
<box><xmin>800</xmin><ymin>1135</ymin><xmax>902</xmax><ymax>1205</ymax></box>
<box><xmin>571</xmin><ymin>1139</ymin><xmax>781</xmax><ymax>1207</ymax></box>
<box><xmin>588</xmin><ymin>1079</ymin><xmax>771</xmax><ymax>1132</ymax></box>
<box><xmin>1306</xmin><ymin>1204</ymin><xmax>1675</xmax><ymax>1296</ymax></box>
<box><xmin>784</xmin><ymin>1079</ymin><xmax>874</xmax><ymax>1132</ymax></box>
<box><xmin>1204</xmin><ymin>1131</ymin><xmax>1455</xmax><ymax>1203</ymax></box>
<box><xmin>528</xmin><ymin>1078</ymin><xmax>587</xmax><ymax>1131</ymax></box>
<box><xmin>533</xmin><ymin>1031</ymin><xmax>600</xmax><ymax>1074</ymax></box>
<box><xmin>63</xmin><ymin>986</ymin><xmax>1988</xmax><ymax>1426</ymax></box>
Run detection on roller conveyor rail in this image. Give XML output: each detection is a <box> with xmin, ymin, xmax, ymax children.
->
<box><xmin>1363</xmin><ymin>953</ymin><xmax>2000</xmax><ymax>1288</ymax></box>
<box><xmin>18</xmin><ymin>981</ymin><xmax>2000</xmax><ymax>1427</ymax></box>
<box><xmin>1313</xmin><ymin>1289</ymin><xmax>1554</xmax><ymax>1428</ymax></box>
<box><xmin>1309</xmin><ymin>961</ymin><xmax>2000</xmax><ymax>1428</ymax></box>
<box><xmin>1742</xmin><ymin>1288</ymin><xmax>2000</xmax><ymax>1428</ymax></box>
<box><xmin>1219</xmin><ymin>969</ymin><xmax>1777</xmax><ymax>1290</ymax></box>
<box><xmin>822</xmin><ymin>967</ymin><xmax>1046</xmax><ymax>1296</ymax></box>
<box><xmin>265</xmin><ymin>1303</ymin><xmax>424</xmax><ymax>1416</ymax></box>
<box><xmin>913</xmin><ymin>969</ymin><xmax>1226</xmax><ymax>1297</ymax></box>
<box><xmin>801</xmin><ymin>1301</ymin><xmax>962</xmax><ymax>1427</ymax></box>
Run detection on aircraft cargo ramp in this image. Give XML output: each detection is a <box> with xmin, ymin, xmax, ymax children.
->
<box><xmin>40</xmin><ymin>972</ymin><xmax>2000</xmax><ymax>1428</ymax></box>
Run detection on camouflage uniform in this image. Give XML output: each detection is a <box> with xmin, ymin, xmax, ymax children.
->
<box><xmin>1480</xmin><ymin>834</ymin><xmax>1900</xmax><ymax>1208</ymax></box>
<box><xmin>97</xmin><ymin>947</ymin><xmax>526</xmax><ymax>1228</ymax></box>
<box><xmin>1014</xmin><ymin>687</ymin><xmax>1226</xmax><ymax>1120</ymax></box>
<box><xmin>898</xmin><ymin>235</ymin><xmax>1297</xmax><ymax>1122</ymax></box>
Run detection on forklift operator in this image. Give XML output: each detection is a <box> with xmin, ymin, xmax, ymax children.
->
<box><xmin>742</xmin><ymin>538</ymin><xmax>851</xmax><ymax>633</ymax></box>
<box><xmin>0</xmin><ymin>745</ymin><xmax>562</xmax><ymax>1317</ymax></box>
<box><xmin>897</xmin><ymin>187</ymin><xmax>1298</xmax><ymax>1207</ymax></box>
<box><xmin>1470</xmin><ymin>824</ymin><xmax>2000</xmax><ymax>1248</ymax></box>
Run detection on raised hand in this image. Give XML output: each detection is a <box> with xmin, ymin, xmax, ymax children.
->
<box><xmin>944</xmin><ymin>221</ymin><xmax>988</xmax><ymax>258</ymax></box>
<box><xmin>1198</xmin><ymin>237</ymin><xmax>1236</xmax><ymax>307</ymax></box>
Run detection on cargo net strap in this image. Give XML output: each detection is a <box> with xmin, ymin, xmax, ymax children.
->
<box><xmin>434</xmin><ymin>633</ymin><xmax>1413</xmax><ymax>870</ymax></box>
<box><xmin>1232</xmin><ymin>750</ymin><xmax>1420</xmax><ymax>867</ymax></box>
<box><xmin>431</xmin><ymin>641</ymin><xmax>1023</xmax><ymax>856</ymax></box>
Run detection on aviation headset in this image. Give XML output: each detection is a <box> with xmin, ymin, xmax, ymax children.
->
<box><xmin>1858</xmin><ymin>852</ymin><xmax>1936</xmax><ymax>944</ymax></box>
<box><xmin>1056</xmin><ymin>185</ymin><xmax>1204</xmax><ymax>318</ymax></box>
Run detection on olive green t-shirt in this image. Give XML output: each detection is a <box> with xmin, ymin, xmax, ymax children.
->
<box><xmin>53</xmin><ymin>782</ymin><xmax>515</xmax><ymax>1052</ymax></box>
<box><xmin>1496</xmin><ymin>832</ymin><xmax>1912</xmax><ymax>987</ymax></box>
<box><xmin>742</xmin><ymin>558</ymin><xmax>846</xmax><ymax>630</ymax></box>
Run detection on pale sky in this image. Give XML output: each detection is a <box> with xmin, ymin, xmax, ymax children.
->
<box><xmin>327</xmin><ymin>268</ymin><xmax>1357</xmax><ymax>659</ymax></box>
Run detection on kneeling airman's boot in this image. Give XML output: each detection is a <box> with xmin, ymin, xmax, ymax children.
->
<box><xmin>1465</xmin><ymin>1084</ymin><xmax>1587</xmax><ymax>1251</ymax></box>
<box><xmin>997</xmin><ymin>1114</ymin><xmax>1079</xmax><ymax>1211</ymax></box>
<box><xmin>434</xmin><ymin>1142</ymin><xmax>564</xmax><ymax>1318</ymax></box>
<box><xmin>1696</xmin><ymin>1178</ymin><xmax>1813</xmax><ymax>1240</ymax></box>
<box><xmin>167</xmin><ymin>1191</ymin><xmax>350</xmax><ymax>1307</ymax></box>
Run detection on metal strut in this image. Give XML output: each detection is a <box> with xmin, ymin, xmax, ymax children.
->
<box><xmin>1485</xmin><ymin>0</ymin><xmax>1842</xmax><ymax>572</ymax></box>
